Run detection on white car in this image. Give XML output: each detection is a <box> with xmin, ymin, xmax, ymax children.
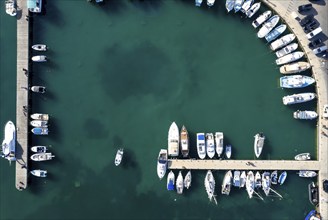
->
<box><xmin>323</xmin><ymin>104</ymin><xmax>328</xmax><ymax>118</ymax></box>
<box><xmin>306</xmin><ymin>27</ymin><xmax>322</xmax><ymax>39</ymax></box>
<box><xmin>313</xmin><ymin>45</ymin><xmax>327</xmax><ymax>55</ymax></box>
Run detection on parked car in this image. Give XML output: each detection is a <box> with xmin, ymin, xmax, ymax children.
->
<box><xmin>303</xmin><ymin>19</ymin><xmax>318</xmax><ymax>32</ymax></box>
<box><xmin>298</xmin><ymin>4</ymin><xmax>312</xmax><ymax>13</ymax></box>
<box><xmin>307</xmin><ymin>27</ymin><xmax>322</xmax><ymax>39</ymax></box>
<box><xmin>300</xmin><ymin>14</ymin><xmax>314</xmax><ymax>27</ymax></box>
<box><xmin>324</xmin><ymin>179</ymin><xmax>328</xmax><ymax>193</ymax></box>
<box><xmin>308</xmin><ymin>38</ymin><xmax>322</xmax><ymax>48</ymax></box>
<box><xmin>313</xmin><ymin>45</ymin><xmax>327</xmax><ymax>55</ymax></box>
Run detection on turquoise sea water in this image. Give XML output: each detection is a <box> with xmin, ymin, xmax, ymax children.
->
<box><xmin>0</xmin><ymin>1</ymin><xmax>317</xmax><ymax>219</ymax></box>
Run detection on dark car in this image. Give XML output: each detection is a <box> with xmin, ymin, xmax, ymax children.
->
<box><xmin>300</xmin><ymin>14</ymin><xmax>314</xmax><ymax>27</ymax></box>
<box><xmin>323</xmin><ymin>179</ymin><xmax>328</xmax><ymax>193</ymax></box>
<box><xmin>298</xmin><ymin>4</ymin><xmax>313</xmax><ymax>13</ymax></box>
<box><xmin>308</xmin><ymin>38</ymin><xmax>322</xmax><ymax>48</ymax></box>
<box><xmin>303</xmin><ymin>20</ymin><xmax>319</xmax><ymax>33</ymax></box>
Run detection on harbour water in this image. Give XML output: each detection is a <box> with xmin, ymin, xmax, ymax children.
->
<box><xmin>0</xmin><ymin>1</ymin><xmax>317</xmax><ymax>219</ymax></box>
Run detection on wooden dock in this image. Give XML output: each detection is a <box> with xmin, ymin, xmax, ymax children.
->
<box><xmin>15</xmin><ymin>0</ymin><xmax>30</xmax><ymax>191</ymax></box>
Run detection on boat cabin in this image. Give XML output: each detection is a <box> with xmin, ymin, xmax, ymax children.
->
<box><xmin>27</xmin><ymin>0</ymin><xmax>42</xmax><ymax>13</ymax></box>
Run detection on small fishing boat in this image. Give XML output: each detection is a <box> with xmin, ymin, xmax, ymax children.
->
<box><xmin>276</xmin><ymin>52</ymin><xmax>304</xmax><ymax>66</ymax></box>
<box><xmin>30</xmin><ymin>120</ymin><xmax>48</xmax><ymax>128</ymax></box>
<box><xmin>278</xmin><ymin>171</ymin><xmax>287</xmax><ymax>185</ymax></box>
<box><xmin>5</xmin><ymin>0</ymin><xmax>17</xmax><ymax>16</ymax></box>
<box><xmin>252</xmin><ymin>10</ymin><xmax>271</xmax><ymax>28</ymax></box>
<box><xmin>207</xmin><ymin>0</ymin><xmax>215</xmax><ymax>7</ymax></box>
<box><xmin>206</xmin><ymin>133</ymin><xmax>215</xmax><ymax>159</ymax></box>
<box><xmin>205</xmin><ymin>170</ymin><xmax>217</xmax><ymax>204</ymax></box>
<box><xmin>265</xmin><ymin>24</ymin><xmax>287</xmax><ymax>43</ymax></box>
<box><xmin>31</xmin><ymin>146</ymin><xmax>47</xmax><ymax>153</ymax></box>
<box><xmin>168</xmin><ymin>122</ymin><xmax>179</xmax><ymax>157</ymax></box>
<box><xmin>270</xmin><ymin>34</ymin><xmax>296</xmax><ymax>51</ymax></box>
<box><xmin>257</xmin><ymin>15</ymin><xmax>280</xmax><ymax>38</ymax></box>
<box><xmin>282</xmin><ymin>93</ymin><xmax>316</xmax><ymax>105</ymax></box>
<box><xmin>225</xmin><ymin>0</ymin><xmax>235</xmax><ymax>13</ymax></box>
<box><xmin>176</xmin><ymin>171</ymin><xmax>184</xmax><ymax>194</ymax></box>
<box><xmin>225</xmin><ymin>145</ymin><xmax>232</xmax><ymax>159</ymax></box>
<box><xmin>180</xmin><ymin>125</ymin><xmax>189</xmax><ymax>158</ymax></box>
<box><xmin>245</xmin><ymin>2</ymin><xmax>261</xmax><ymax>18</ymax></box>
<box><xmin>298</xmin><ymin>170</ymin><xmax>317</xmax><ymax>178</ymax></box>
<box><xmin>270</xmin><ymin>170</ymin><xmax>278</xmax><ymax>185</ymax></box>
<box><xmin>32</xmin><ymin>44</ymin><xmax>47</xmax><ymax>51</ymax></box>
<box><xmin>31</xmin><ymin>86</ymin><xmax>46</xmax><ymax>94</ymax></box>
<box><xmin>246</xmin><ymin>171</ymin><xmax>255</xmax><ymax>198</ymax></box>
<box><xmin>276</xmin><ymin>43</ymin><xmax>298</xmax><ymax>58</ymax></box>
<box><xmin>114</xmin><ymin>148</ymin><xmax>123</xmax><ymax>166</ymax></box>
<box><xmin>255</xmin><ymin>171</ymin><xmax>262</xmax><ymax>188</ymax></box>
<box><xmin>254</xmin><ymin>132</ymin><xmax>265</xmax><ymax>158</ymax></box>
<box><xmin>167</xmin><ymin>171</ymin><xmax>175</xmax><ymax>191</ymax></box>
<box><xmin>293</xmin><ymin>110</ymin><xmax>318</xmax><ymax>120</ymax></box>
<box><xmin>157</xmin><ymin>149</ymin><xmax>168</xmax><ymax>179</ymax></box>
<box><xmin>294</xmin><ymin>153</ymin><xmax>311</xmax><ymax>161</ymax></box>
<box><xmin>30</xmin><ymin>169</ymin><xmax>47</xmax><ymax>177</ymax></box>
<box><xmin>184</xmin><ymin>171</ymin><xmax>192</xmax><ymax>189</ymax></box>
<box><xmin>195</xmin><ymin>0</ymin><xmax>203</xmax><ymax>7</ymax></box>
<box><xmin>280</xmin><ymin>61</ymin><xmax>311</xmax><ymax>74</ymax></box>
<box><xmin>240</xmin><ymin>0</ymin><xmax>253</xmax><ymax>14</ymax></box>
<box><xmin>305</xmin><ymin>210</ymin><xmax>321</xmax><ymax>220</ymax></box>
<box><xmin>279</xmin><ymin>75</ymin><xmax>315</xmax><ymax>88</ymax></box>
<box><xmin>308</xmin><ymin>182</ymin><xmax>319</xmax><ymax>206</ymax></box>
<box><xmin>234</xmin><ymin>0</ymin><xmax>244</xmax><ymax>13</ymax></box>
<box><xmin>32</xmin><ymin>55</ymin><xmax>47</xmax><ymax>62</ymax></box>
<box><xmin>30</xmin><ymin>113</ymin><xmax>49</xmax><ymax>121</ymax></box>
<box><xmin>221</xmin><ymin>170</ymin><xmax>232</xmax><ymax>195</ymax></box>
<box><xmin>30</xmin><ymin>152</ymin><xmax>55</xmax><ymax>161</ymax></box>
<box><xmin>233</xmin><ymin>170</ymin><xmax>241</xmax><ymax>187</ymax></box>
<box><xmin>197</xmin><ymin>133</ymin><xmax>206</xmax><ymax>159</ymax></box>
<box><xmin>215</xmin><ymin>132</ymin><xmax>224</xmax><ymax>157</ymax></box>
<box><xmin>240</xmin><ymin>171</ymin><xmax>246</xmax><ymax>188</ymax></box>
<box><xmin>31</xmin><ymin>127</ymin><xmax>48</xmax><ymax>135</ymax></box>
<box><xmin>262</xmin><ymin>171</ymin><xmax>271</xmax><ymax>196</ymax></box>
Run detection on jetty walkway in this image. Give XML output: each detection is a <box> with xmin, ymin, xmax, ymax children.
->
<box><xmin>15</xmin><ymin>0</ymin><xmax>29</xmax><ymax>191</ymax></box>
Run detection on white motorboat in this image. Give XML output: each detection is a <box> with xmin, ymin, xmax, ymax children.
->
<box><xmin>195</xmin><ymin>0</ymin><xmax>203</xmax><ymax>7</ymax></box>
<box><xmin>225</xmin><ymin>0</ymin><xmax>235</xmax><ymax>13</ymax></box>
<box><xmin>298</xmin><ymin>170</ymin><xmax>317</xmax><ymax>178</ymax></box>
<box><xmin>271</xmin><ymin>170</ymin><xmax>278</xmax><ymax>185</ymax></box>
<box><xmin>234</xmin><ymin>0</ymin><xmax>244</xmax><ymax>13</ymax></box>
<box><xmin>279</xmin><ymin>75</ymin><xmax>315</xmax><ymax>88</ymax></box>
<box><xmin>275</xmin><ymin>43</ymin><xmax>298</xmax><ymax>58</ymax></box>
<box><xmin>32</xmin><ymin>55</ymin><xmax>47</xmax><ymax>62</ymax></box>
<box><xmin>176</xmin><ymin>171</ymin><xmax>184</xmax><ymax>194</ymax></box>
<box><xmin>252</xmin><ymin>10</ymin><xmax>271</xmax><ymax>28</ymax></box>
<box><xmin>157</xmin><ymin>149</ymin><xmax>168</xmax><ymax>179</ymax></box>
<box><xmin>240</xmin><ymin>171</ymin><xmax>246</xmax><ymax>188</ymax></box>
<box><xmin>246</xmin><ymin>171</ymin><xmax>255</xmax><ymax>198</ymax></box>
<box><xmin>280</xmin><ymin>61</ymin><xmax>311</xmax><ymax>74</ymax></box>
<box><xmin>225</xmin><ymin>145</ymin><xmax>232</xmax><ymax>159</ymax></box>
<box><xmin>262</xmin><ymin>172</ymin><xmax>271</xmax><ymax>196</ymax></box>
<box><xmin>278</xmin><ymin>171</ymin><xmax>287</xmax><ymax>185</ymax></box>
<box><xmin>265</xmin><ymin>24</ymin><xmax>287</xmax><ymax>43</ymax></box>
<box><xmin>30</xmin><ymin>113</ymin><xmax>49</xmax><ymax>121</ymax></box>
<box><xmin>31</xmin><ymin>127</ymin><xmax>48</xmax><ymax>135</ymax></box>
<box><xmin>240</xmin><ymin>0</ymin><xmax>253</xmax><ymax>14</ymax></box>
<box><xmin>167</xmin><ymin>171</ymin><xmax>175</xmax><ymax>191</ymax></box>
<box><xmin>257</xmin><ymin>15</ymin><xmax>280</xmax><ymax>38</ymax></box>
<box><xmin>270</xmin><ymin>34</ymin><xmax>296</xmax><ymax>51</ymax></box>
<box><xmin>275</xmin><ymin>51</ymin><xmax>304</xmax><ymax>65</ymax></box>
<box><xmin>28</xmin><ymin>0</ymin><xmax>42</xmax><ymax>13</ymax></box>
<box><xmin>31</xmin><ymin>146</ymin><xmax>47</xmax><ymax>153</ymax></box>
<box><xmin>221</xmin><ymin>170</ymin><xmax>232</xmax><ymax>195</ymax></box>
<box><xmin>254</xmin><ymin>132</ymin><xmax>265</xmax><ymax>158</ymax></box>
<box><xmin>114</xmin><ymin>148</ymin><xmax>123</xmax><ymax>166</ymax></box>
<box><xmin>1</xmin><ymin>121</ymin><xmax>16</xmax><ymax>162</ymax></box>
<box><xmin>5</xmin><ymin>0</ymin><xmax>17</xmax><ymax>16</ymax></box>
<box><xmin>168</xmin><ymin>122</ymin><xmax>179</xmax><ymax>157</ymax></box>
<box><xmin>245</xmin><ymin>2</ymin><xmax>261</xmax><ymax>18</ymax></box>
<box><xmin>294</xmin><ymin>153</ymin><xmax>311</xmax><ymax>161</ymax></box>
<box><xmin>30</xmin><ymin>152</ymin><xmax>55</xmax><ymax>161</ymax></box>
<box><xmin>233</xmin><ymin>170</ymin><xmax>241</xmax><ymax>187</ymax></box>
<box><xmin>282</xmin><ymin>93</ymin><xmax>316</xmax><ymax>105</ymax></box>
<box><xmin>30</xmin><ymin>120</ymin><xmax>48</xmax><ymax>128</ymax></box>
<box><xmin>293</xmin><ymin>110</ymin><xmax>318</xmax><ymax>120</ymax></box>
<box><xmin>207</xmin><ymin>0</ymin><xmax>215</xmax><ymax>7</ymax></box>
<box><xmin>205</xmin><ymin>170</ymin><xmax>217</xmax><ymax>204</ymax></box>
<box><xmin>255</xmin><ymin>171</ymin><xmax>262</xmax><ymax>188</ymax></box>
<box><xmin>323</xmin><ymin>104</ymin><xmax>328</xmax><ymax>118</ymax></box>
<box><xmin>32</xmin><ymin>44</ymin><xmax>47</xmax><ymax>51</ymax></box>
<box><xmin>30</xmin><ymin>169</ymin><xmax>47</xmax><ymax>177</ymax></box>
<box><xmin>31</xmin><ymin>86</ymin><xmax>46</xmax><ymax>94</ymax></box>
<box><xmin>197</xmin><ymin>133</ymin><xmax>206</xmax><ymax>159</ymax></box>
<box><xmin>180</xmin><ymin>125</ymin><xmax>189</xmax><ymax>158</ymax></box>
<box><xmin>206</xmin><ymin>133</ymin><xmax>215</xmax><ymax>159</ymax></box>
<box><xmin>184</xmin><ymin>171</ymin><xmax>192</xmax><ymax>189</ymax></box>
<box><xmin>215</xmin><ymin>132</ymin><xmax>224</xmax><ymax>157</ymax></box>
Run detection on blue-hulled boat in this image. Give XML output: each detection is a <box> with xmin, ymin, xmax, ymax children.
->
<box><xmin>225</xmin><ymin>0</ymin><xmax>235</xmax><ymax>13</ymax></box>
<box><xmin>265</xmin><ymin>24</ymin><xmax>287</xmax><ymax>43</ymax></box>
<box><xmin>195</xmin><ymin>0</ymin><xmax>203</xmax><ymax>7</ymax></box>
<box><xmin>278</xmin><ymin>171</ymin><xmax>287</xmax><ymax>185</ymax></box>
<box><xmin>167</xmin><ymin>171</ymin><xmax>175</xmax><ymax>191</ymax></box>
<box><xmin>31</xmin><ymin>127</ymin><xmax>48</xmax><ymax>135</ymax></box>
<box><xmin>305</xmin><ymin>210</ymin><xmax>321</xmax><ymax>220</ymax></box>
<box><xmin>280</xmin><ymin>75</ymin><xmax>315</xmax><ymax>89</ymax></box>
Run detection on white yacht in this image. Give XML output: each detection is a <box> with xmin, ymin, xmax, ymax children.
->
<box><xmin>5</xmin><ymin>0</ymin><xmax>17</xmax><ymax>16</ymax></box>
<box><xmin>32</xmin><ymin>44</ymin><xmax>47</xmax><ymax>51</ymax></box>
<box><xmin>270</xmin><ymin>34</ymin><xmax>296</xmax><ymax>51</ymax></box>
<box><xmin>30</xmin><ymin>152</ymin><xmax>55</xmax><ymax>161</ymax></box>
<box><xmin>254</xmin><ymin>133</ymin><xmax>265</xmax><ymax>158</ymax></box>
<box><xmin>252</xmin><ymin>10</ymin><xmax>271</xmax><ymax>28</ymax></box>
<box><xmin>240</xmin><ymin>171</ymin><xmax>246</xmax><ymax>188</ymax></box>
<box><xmin>205</xmin><ymin>170</ymin><xmax>217</xmax><ymax>204</ymax></box>
<box><xmin>298</xmin><ymin>170</ymin><xmax>317</xmax><ymax>178</ymax></box>
<box><xmin>1</xmin><ymin>121</ymin><xmax>16</xmax><ymax>162</ymax></box>
<box><xmin>30</xmin><ymin>113</ymin><xmax>49</xmax><ymax>121</ymax></box>
<box><xmin>246</xmin><ymin>2</ymin><xmax>261</xmax><ymax>18</ymax></box>
<box><xmin>157</xmin><ymin>149</ymin><xmax>168</xmax><ymax>179</ymax></box>
<box><xmin>30</xmin><ymin>169</ymin><xmax>47</xmax><ymax>177</ymax></box>
<box><xmin>31</xmin><ymin>146</ymin><xmax>47</xmax><ymax>153</ymax></box>
<box><xmin>180</xmin><ymin>125</ymin><xmax>189</xmax><ymax>158</ymax></box>
<box><xmin>275</xmin><ymin>43</ymin><xmax>298</xmax><ymax>58</ymax></box>
<box><xmin>240</xmin><ymin>0</ymin><xmax>253</xmax><ymax>14</ymax></box>
<box><xmin>207</xmin><ymin>0</ymin><xmax>215</xmax><ymax>7</ymax></box>
<box><xmin>31</xmin><ymin>86</ymin><xmax>46</xmax><ymax>94</ymax></box>
<box><xmin>282</xmin><ymin>93</ymin><xmax>316</xmax><ymax>105</ymax></box>
<box><xmin>265</xmin><ymin>24</ymin><xmax>287</xmax><ymax>43</ymax></box>
<box><xmin>195</xmin><ymin>0</ymin><xmax>203</xmax><ymax>7</ymax></box>
<box><xmin>257</xmin><ymin>15</ymin><xmax>280</xmax><ymax>38</ymax></box>
<box><xmin>215</xmin><ymin>132</ymin><xmax>224</xmax><ymax>157</ymax></box>
<box><xmin>197</xmin><ymin>133</ymin><xmax>206</xmax><ymax>159</ymax></box>
<box><xmin>32</xmin><ymin>55</ymin><xmax>47</xmax><ymax>62</ymax></box>
<box><xmin>280</xmin><ymin>61</ymin><xmax>310</xmax><ymax>74</ymax></box>
<box><xmin>275</xmin><ymin>51</ymin><xmax>304</xmax><ymax>65</ymax></box>
<box><xmin>294</xmin><ymin>153</ymin><xmax>311</xmax><ymax>161</ymax></box>
<box><xmin>262</xmin><ymin>172</ymin><xmax>271</xmax><ymax>196</ymax></box>
<box><xmin>233</xmin><ymin>170</ymin><xmax>241</xmax><ymax>187</ymax></box>
<box><xmin>206</xmin><ymin>133</ymin><xmax>215</xmax><ymax>159</ymax></box>
<box><xmin>114</xmin><ymin>148</ymin><xmax>123</xmax><ymax>166</ymax></box>
<box><xmin>30</xmin><ymin>120</ymin><xmax>48</xmax><ymax>128</ymax></box>
<box><xmin>279</xmin><ymin>75</ymin><xmax>315</xmax><ymax>88</ymax></box>
<box><xmin>246</xmin><ymin>171</ymin><xmax>255</xmax><ymax>198</ymax></box>
<box><xmin>221</xmin><ymin>170</ymin><xmax>232</xmax><ymax>195</ymax></box>
<box><xmin>293</xmin><ymin>110</ymin><xmax>318</xmax><ymax>120</ymax></box>
<box><xmin>225</xmin><ymin>0</ymin><xmax>235</xmax><ymax>13</ymax></box>
<box><xmin>176</xmin><ymin>171</ymin><xmax>184</xmax><ymax>194</ymax></box>
<box><xmin>234</xmin><ymin>0</ymin><xmax>244</xmax><ymax>13</ymax></box>
<box><xmin>184</xmin><ymin>171</ymin><xmax>192</xmax><ymax>189</ymax></box>
<box><xmin>167</xmin><ymin>171</ymin><xmax>175</xmax><ymax>191</ymax></box>
<box><xmin>168</xmin><ymin>122</ymin><xmax>179</xmax><ymax>157</ymax></box>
